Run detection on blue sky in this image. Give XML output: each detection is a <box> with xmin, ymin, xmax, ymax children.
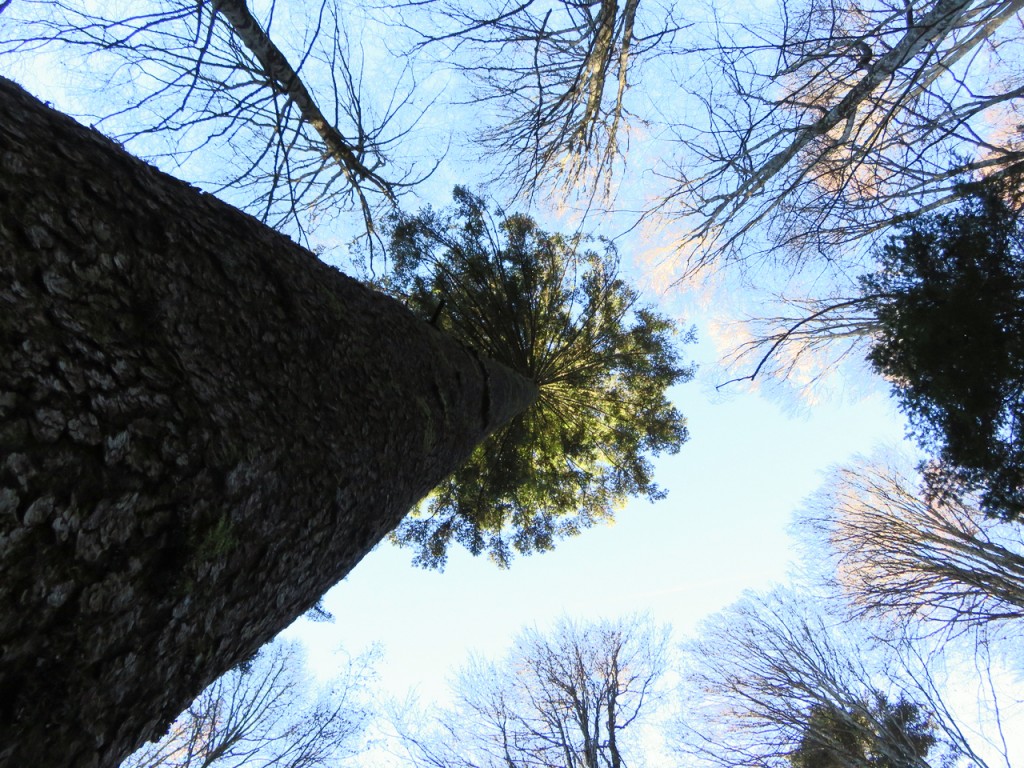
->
<box><xmin>282</xmin><ymin>324</ymin><xmax>912</xmax><ymax>703</ymax></box>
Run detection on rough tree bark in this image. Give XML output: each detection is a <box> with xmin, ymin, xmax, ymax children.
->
<box><xmin>0</xmin><ymin>76</ymin><xmax>537</xmax><ymax>767</ymax></box>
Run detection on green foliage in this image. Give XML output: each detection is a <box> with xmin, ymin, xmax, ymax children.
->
<box><xmin>862</xmin><ymin>182</ymin><xmax>1024</xmax><ymax>519</ymax></box>
<box><xmin>377</xmin><ymin>187</ymin><xmax>694</xmax><ymax>568</ymax></box>
<box><xmin>791</xmin><ymin>696</ymin><xmax>936</xmax><ymax>768</ymax></box>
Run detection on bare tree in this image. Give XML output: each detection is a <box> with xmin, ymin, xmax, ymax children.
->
<box><xmin>672</xmin><ymin>589</ymin><xmax>1005</xmax><ymax>768</ymax></box>
<box><xmin>395</xmin><ymin>0</ymin><xmax>684</xmax><ymax>201</ymax></box>
<box><xmin>712</xmin><ymin>292</ymin><xmax>880</xmax><ymax>394</ymax></box>
<box><xmin>657</xmin><ymin>0</ymin><xmax>1024</xmax><ymax>279</ymax></box>
<box><xmin>797</xmin><ymin>456</ymin><xmax>1024</xmax><ymax>633</ymax></box>
<box><xmin>121</xmin><ymin>641</ymin><xmax>375</xmax><ymax>768</ymax></box>
<box><xmin>395</xmin><ymin>615</ymin><xmax>667</xmax><ymax>768</ymax></box>
<box><xmin>1</xmin><ymin>0</ymin><xmax>421</xmax><ymax>238</ymax></box>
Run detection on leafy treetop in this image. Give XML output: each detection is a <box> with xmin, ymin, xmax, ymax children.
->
<box><xmin>377</xmin><ymin>187</ymin><xmax>693</xmax><ymax>568</ymax></box>
<box><xmin>791</xmin><ymin>695</ymin><xmax>936</xmax><ymax>768</ymax></box>
<box><xmin>861</xmin><ymin>182</ymin><xmax>1024</xmax><ymax>520</ymax></box>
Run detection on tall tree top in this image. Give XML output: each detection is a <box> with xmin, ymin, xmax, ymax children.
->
<box><xmin>377</xmin><ymin>187</ymin><xmax>694</xmax><ymax>567</ymax></box>
<box><xmin>861</xmin><ymin>181</ymin><xmax>1024</xmax><ymax>519</ymax></box>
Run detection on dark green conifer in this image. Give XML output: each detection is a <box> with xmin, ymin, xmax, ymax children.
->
<box><xmin>378</xmin><ymin>187</ymin><xmax>694</xmax><ymax>567</ymax></box>
<box><xmin>862</xmin><ymin>182</ymin><xmax>1024</xmax><ymax>518</ymax></box>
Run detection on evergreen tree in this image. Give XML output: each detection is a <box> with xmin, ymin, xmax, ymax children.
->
<box><xmin>791</xmin><ymin>697</ymin><xmax>936</xmax><ymax>768</ymax></box>
<box><xmin>862</xmin><ymin>182</ymin><xmax>1024</xmax><ymax>519</ymax></box>
<box><xmin>378</xmin><ymin>187</ymin><xmax>694</xmax><ymax>567</ymax></box>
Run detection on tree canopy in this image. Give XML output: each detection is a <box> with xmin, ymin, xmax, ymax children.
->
<box><xmin>797</xmin><ymin>454</ymin><xmax>1024</xmax><ymax>632</ymax></box>
<box><xmin>861</xmin><ymin>183</ymin><xmax>1024</xmax><ymax>519</ymax></box>
<box><xmin>122</xmin><ymin>641</ymin><xmax>375</xmax><ymax>768</ymax></box>
<box><xmin>390</xmin><ymin>0</ymin><xmax>685</xmax><ymax>201</ymax></box>
<box><xmin>790</xmin><ymin>697</ymin><xmax>936</xmax><ymax>768</ymax></box>
<box><xmin>10</xmin><ymin>0</ymin><xmax>1024</xmax><ymax>397</ymax></box>
<box><xmin>377</xmin><ymin>187</ymin><xmax>693</xmax><ymax>567</ymax></box>
<box><xmin>670</xmin><ymin>589</ymin><xmax>979</xmax><ymax>768</ymax></box>
<box><xmin>393</xmin><ymin>614</ymin><xmax>667</xmax><ymax>768</ymax></box>
<box><xmin>654</xmin><ymin>0</ymin><xmax>1024</xmax><ymax>278</ymax></box>
<box><xmin>0</xmin><ymin>0</ymin><xmax>416</xmax><ymax>238</ymax></box>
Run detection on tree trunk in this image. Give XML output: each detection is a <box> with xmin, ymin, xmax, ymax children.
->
<box><xmin>0</xmin><ymin>76</ymin><xmax>537</xmax><ymax>767</ymax></box>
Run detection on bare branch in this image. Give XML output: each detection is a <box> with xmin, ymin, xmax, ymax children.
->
<box><xmin>0</xmin><ymin>0</ymin><xmax>424</xmax><ymax>240</ymax></box>
<box><xmin>799</xmin><ymin>456</ymin><xmax>1024</xmax><ymax>634</ymax></box>
<box><xmin>715</xmin><ymin>295</ymin><xmax>880</xmax><ymax>390</ymax></box>
<box><xmin>122</xmin><ymin>640</ymin><xmax>375</xmax><ymax>768</ymax></box>
<box><xmin>672</xmin><ymin>589</ymin><xmax>1005</xmax><ymax>768</ymax></box>
<box><xmin>658</xmin><ymin>0</ymin><xmax>1024</xmax><ymax>279</ymax></box>
<box><xmin>395</xmin><ymin>615</ymin><xmax>668</xmax><ymax>768</ymax></box>
<box><xmin>211</xmin><ymin>0</ymin><xmax>394</xmax><ymax>230</ymax></box>
<box><xmin>393</xmin><ymin>0</ymin><xmax>686</xmax><ymax>202</ymax></box>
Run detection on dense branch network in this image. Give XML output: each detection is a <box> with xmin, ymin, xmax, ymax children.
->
<box><xmin>1</xmin><ymin>0</ymin><xmax>421</xmax><ymax>238</ymax></box>
<box><xmin>800</xmin><ymin>457</ymin><xmax>1024</xmax><ymax>632</ymax></box>
<box><xmin>657</xmin><ymin>0</ymin><xmax>1024</xmax><ymax>277</ymax></box>
<box><xmin>672</xmin><ymin>589</ymin><xmax>1001</xmax><ymax>768</ymax></box>
<box><xmin>122</xmin><ymin>641</ymin><xmax>374</xmax><ymax>768</ymax></box>
<box><xmin>394</xmin><ymin>0</ymin><xmax>685</xmax><ymax>201</ymax></box>
<box><xmin>394</xmin><ymin>616</ymin><xmax>667</xmax><ymax>768</ymax></box>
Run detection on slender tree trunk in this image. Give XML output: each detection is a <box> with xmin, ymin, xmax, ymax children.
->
<box><xmin>0</xmin><ymin>77</ymin><xmax>537</xmax><ymax>767</ymax></box>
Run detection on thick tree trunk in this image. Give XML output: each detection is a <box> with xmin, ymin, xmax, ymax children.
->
<box><xmin>0</xmin><ymin>77</ymin><xmax>537</xmax><ymax>767</ymax></box>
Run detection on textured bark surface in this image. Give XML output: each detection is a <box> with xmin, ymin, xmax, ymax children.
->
<box><xmin>0</xmin><ymin>77</ymin><xmax>537</xmax><ymax>767</ymax></box>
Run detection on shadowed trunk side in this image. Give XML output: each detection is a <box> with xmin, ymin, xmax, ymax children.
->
<box><xmin>0</xmin><ymin>76</ymin><xmax>536</xmax><ymax>767</ymax></box>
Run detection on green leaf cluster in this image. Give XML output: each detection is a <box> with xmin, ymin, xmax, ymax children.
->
<box><xmin>791</xmin><ymin>696</ymin><xmax>936</xmax><ymax>768</ymax></box>
<box><xmin>377</xmin><ymin>187</ymin><xmax>694</xmax><ymax>568</ymax></box>
<box><xmin>861</xmin><ymin>182</ymin><xmax>1024</xmax><ymax>519</ymax></box>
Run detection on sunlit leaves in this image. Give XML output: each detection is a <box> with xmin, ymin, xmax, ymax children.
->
<box><xmin>379</xmin><ymin>187</ymin><xmax>693</xmax><ymax>568</ymax></box>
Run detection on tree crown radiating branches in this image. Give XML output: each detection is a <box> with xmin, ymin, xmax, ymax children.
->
<box><xmin>121</xmin><ymin>641</ymin><xmax>375</xmax><ymax>768</ymax></box>
<box><xmin>672</xmin><ymin>590</ymin><xmax>968</xmax><ymax>768</ymax></box>
<box><xmin>377</xmin><ymin>187</ymin><xmax>693</xmax><ymax>568</ymax></box>
<box><xmin>396</xmin><ymin>0</ymin><xmax>686</xmax><ymax>202</ymax></box>
<box><xmin>798</xmin><ymin>456</ymin><xmax>1024</xmax><ymax>634</ymax></box>
<box><xmin>8</xmin><ymin>0</ymin><xmax>1024</xmax><ymax>281</ymax></box>
<box><xmin>658</xmin><ymin>0</ymin><xmax>1024</xmax><ymax>280</ymax></box>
